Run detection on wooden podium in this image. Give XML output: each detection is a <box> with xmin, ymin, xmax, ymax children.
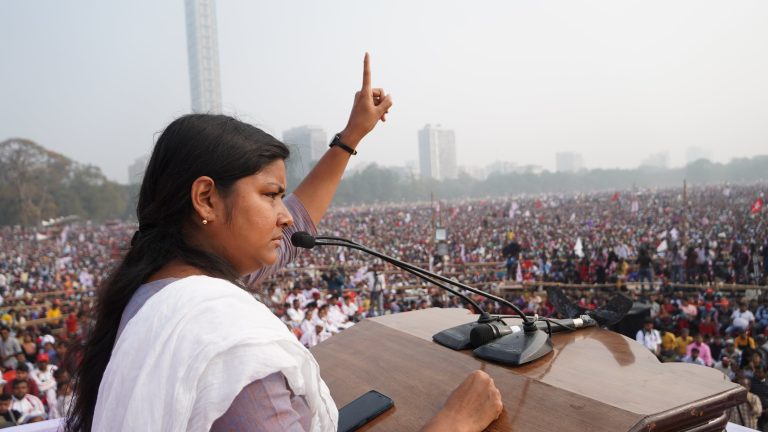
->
<box><xmin>311</xmin><ymin>308</ymin><xmax>745</xmax><ymax>432</ymax></box>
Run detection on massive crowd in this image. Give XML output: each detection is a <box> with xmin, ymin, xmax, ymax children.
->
<box><xmin>0</xmin><ymin>183</ymin><xmax>765</xmax><ymax>427</ymax></box>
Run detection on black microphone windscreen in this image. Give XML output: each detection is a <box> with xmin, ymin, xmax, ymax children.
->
<box><xmin>470</xmin><ymin>324</ymin><xmax>497</xmax><ymax>347</ymax></box>
<box><xmin>594</xmin><ymin>293</ymin><xmax>633</xmax><ymax>326</ymax></box>
<box><xmin>290</xmin><ymin>231</ymin><xmax>316</xmax><ymax>249</ymax></box>
<box><xmin>546</xmin><ymin>286</ymin><xmax>585</xmax><ymax>319</ymax></box>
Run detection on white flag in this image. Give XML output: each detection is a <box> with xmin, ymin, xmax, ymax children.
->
<box><xmin>574</xmin><ymin>237</ymin><xmax>584</xmax><ymax>258</ymax></box>
<box><xmin>509</xmin><ymin>202</ymin><xmax>518</xmax><ymax>219</ymax></box>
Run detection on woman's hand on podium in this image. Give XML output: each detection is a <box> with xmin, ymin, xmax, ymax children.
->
<box><xmin>420</xmin><ymin>370</ymin><xmax>503</xmax><ymax>432</ymax></box>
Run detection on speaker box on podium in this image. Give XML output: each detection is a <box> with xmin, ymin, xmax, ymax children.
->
<box><xmin>312</xmin><ymin>308</ymin><xmax>743</xmax><ymax>432</ymax></box>
<box><xmin>610</xmin><ymin>302</ymin><xmax>652</xmax><ymax>339</ymax></box>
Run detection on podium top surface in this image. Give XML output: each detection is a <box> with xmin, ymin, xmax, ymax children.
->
<box><xmin>311</xmin><ymin>308</ymin><xmax>744</xmax><ymax>432</ymax></box>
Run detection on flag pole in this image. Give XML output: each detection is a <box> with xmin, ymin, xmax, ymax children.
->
<box><xmin>682</xmin><ymin>179</ymin><xmax>688</xmax><ymax>248</ymax></box>
<box><xmin>429</xmin><ymin>191</ymin><xmax>435</xmax><ymax>273</ymax></box>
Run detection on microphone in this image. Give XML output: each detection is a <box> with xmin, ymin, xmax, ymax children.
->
<box><xmin>292</xmin><ymin>231</ymin><xmax>505</xmax><ymax>349</ymax></box>
<box><xmin>469</xmin><ymin>315</ymin><xmax>596</xmax><ymax>348</ymax></box>
<box><xmin>290</xmin><ymin>232</ymin><xmax>555</xmax><ymax>365</ymax></box>
<box><xmin>291</xmin><ymin>232</ymin><xmax>531</xmax><ymax>322</ymax></box>
<box><xmin>292</xmin><ymin>231</ymin><xmax>318</xmax><ymax>249</ymax></box>
<box><xmin>293</xmin><ymin>232</ymin><xmax>486</xmax><ymax>317</ymax></box>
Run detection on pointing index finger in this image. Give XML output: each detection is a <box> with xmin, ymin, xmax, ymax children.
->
<box><xmin>362</xmin><ymin>52</ymin><xmax>371</xmax><ymax>91</ymax></box>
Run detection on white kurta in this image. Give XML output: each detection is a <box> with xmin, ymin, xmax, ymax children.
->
<box><xmin>93</xmin><ymin>275</ymin><xmax>338</xmax><ymax>431</ymax></box>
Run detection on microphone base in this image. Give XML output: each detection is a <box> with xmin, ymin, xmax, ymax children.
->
<box><xmin>472</xmin><ymin>329</ymin><xmax>553</xmax><ymax>366</ymax></box>
<box><xmin>433</xmin><ymin>317</ymin><xmax>506</xmax><ymax>350</ymax></box>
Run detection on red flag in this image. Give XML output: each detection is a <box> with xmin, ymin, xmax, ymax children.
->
<box><xmin>535</xmin><ymin>199</ymin><xmax>542</xmax><ymax>209</ymax></box>
<box><xmin>751</xmin><ymin>198</ymin><xmax>764</xmax><ymax>214</ymax></box>
<box><xmin>611</xmin><ymin>192</ymin><xmax>620</xmax><ymax>202</ymax></box>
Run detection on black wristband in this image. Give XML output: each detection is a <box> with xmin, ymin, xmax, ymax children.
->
<box><xmin>329</xmin><ymin>133</ymin><xmax>357</xmax><ymax>155</ymax></box>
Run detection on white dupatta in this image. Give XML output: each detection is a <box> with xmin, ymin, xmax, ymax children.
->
<box><xmin>93</xmin><ymin>275</ymin><xmax>338</xmax><ymax>431</ymax></box>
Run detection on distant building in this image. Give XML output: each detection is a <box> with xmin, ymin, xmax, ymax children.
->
<box><xmin>418</xmin><ymin>124</ymin><xmax>457</xmax><ymax>180</ymax></box>
<box><xmin>555</xmin><ymin>152</ymin><xmax>584</xmax><ymax>173</ymax></box>
<box><xmin>185</xmin><ymin>0</ymin><xmax>222</xmax><ymax>113</ymax></box>
<box><xmin>486</xmin><ymin>161</ymin><xmax>521</xmax><ymax>176</ymax></box>
<box><xmin>283</xmin><ymin>126</ymin><xmax>327</xmax><ymax>180</ymax></box>
<box><xmin>128</xmin><ymin>154</ymin><xmax>150</xmax><ymax>185</ymax></box>
<box><xmin>686</xmin><ymin>146</ymin><xmax>712</xmax><ymax>165</ymax></box>
<box><xmin>640</xmin><ymin>152</ymin><xmax>670</xmax><ymax>169</ymax></box>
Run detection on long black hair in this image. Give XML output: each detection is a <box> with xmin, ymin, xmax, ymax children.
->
<box><xmin>65</xmin><ymin>114</ymin><xmax>290</xmax><ymax>431</ymax></box>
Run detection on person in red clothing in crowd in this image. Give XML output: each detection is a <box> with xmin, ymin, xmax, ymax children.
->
<box><xmin>3</xmin><ymin>363</ymin><xmax>40</xmax><ymax>398</ymax></box>
<box><xmin>698</xmin><ymin>314</ymin><xmax>718</xmax><ymax>339</ymax></box>
<box><xmin>65</xmin><ymin>311</ymin><xmax>78</xmax><ymax>337</ymax></box>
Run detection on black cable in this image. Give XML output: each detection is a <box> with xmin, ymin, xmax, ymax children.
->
<box><xmin>535</xmin><ymin>316</ymin><xmax>579</xmax><ymax>332</ymax></box>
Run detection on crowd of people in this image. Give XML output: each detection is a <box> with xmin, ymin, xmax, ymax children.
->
<box><xmin>0</xmin><ymin>222</ymin><xmax>125</xmax><ymax>426</ymax></box>
<box><xmin>0</xmin><ymin>182</ymin><xmax>765</xmax><ymax>426</ymax></box>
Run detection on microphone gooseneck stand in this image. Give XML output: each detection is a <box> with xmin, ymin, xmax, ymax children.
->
<box><xmin>292</xmin><ymin>232</ymin><xmax>572</xmax><ymax>365</ymax></box>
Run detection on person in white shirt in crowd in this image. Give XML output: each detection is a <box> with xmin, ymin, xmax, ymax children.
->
<box><xmin>303</xmin><ymin>284</ymin><xmax>320</xmax><ymax>304</ymax></box>
<box><xmin>326</xmin><ymin>295</ymin><xmax>354</xmax><ymax>330</ymax></box>
<box><xmin>285</xmin><ymin>286</ymin><xmax>307</xmax><ymax>309</ymax></box>
<box><xmin>316</xmin><ymin>304</ymin><xmax>340</xmax><ymax>334</ymax></box>
<box><xmin>299</xmin><ymin>302</ymin><xmax>319</xmax><ymax>337</ymax></box>
<box><xmin>729</xmin><ymin>301</ymin><xmax>756</xmax><ymax>335</ymax></box>
<box><xmin>635</xmin><ymin>318</ymin><xmax>662</xmax><ymax>357</ymax></box>
<box><xmin>10</xmin><ymin>379</ymin><xmax>45</xmax><ymax>424</ymax></box>
<box><xmin>31</xmin><ymin>353</ymin><xmax>58</xmax><ymax>419</ymax></box>
<box><xmin>300</xmin><ymin>324</ymin><xmax>332</xmax><ymax>349</ymax></box>
<box><xmin>286</xmin><ymin>299</ymin><xmax>305</xmax><ymax>328</ymax></box>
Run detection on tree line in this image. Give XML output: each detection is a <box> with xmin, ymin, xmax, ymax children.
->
<box><xmin>330</xmin><ymin>156</ymin><xmax>768</xmax><ymax>206</ymax></box>
<box><xmin>0</xmin><ymin>138</ymin><xmax>132</xmax><ymax>227</ymax></box>
<box><xmin>1</xmin><ymin>137</ymin><xmax>766</xmax><ymax>226</ymax></box>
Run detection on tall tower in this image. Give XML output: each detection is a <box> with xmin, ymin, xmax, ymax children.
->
<box><xmin>418</xmin><ymin>124</ymin><xmax>457</xmax><ymax>180</ymax></box>
<box><xmin>185</xmin><ymin>0</ymin><xmax>222</xmax><ymax>113</ymax></box>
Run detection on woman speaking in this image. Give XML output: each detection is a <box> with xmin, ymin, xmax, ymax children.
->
<box><xmin>66</xmin><ymin>54</ymin><xmax>502</xmax><ymax>432</ymax></box>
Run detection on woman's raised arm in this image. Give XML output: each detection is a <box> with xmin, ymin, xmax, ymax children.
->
<box><xmin>292</xmin><ymin>53</ymin><xmax>393</xmax><ymax>225</ymax></box>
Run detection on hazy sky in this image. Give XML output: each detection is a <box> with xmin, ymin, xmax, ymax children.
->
<box><xmin>2</xmin><ymin>1</ymin><xmax>767</xmax><ymax>183</ymax></box>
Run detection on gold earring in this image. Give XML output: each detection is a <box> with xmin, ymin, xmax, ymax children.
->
<box><xmin>202</xmin><ymin>219</ymin><xmax>208</xmax><ymax>225</ymax></box>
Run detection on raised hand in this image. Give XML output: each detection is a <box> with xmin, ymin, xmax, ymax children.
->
<box><xmin>340</xmin><ymin>53</ymin><xmax>393</xmax><ymax>145</ymax></box>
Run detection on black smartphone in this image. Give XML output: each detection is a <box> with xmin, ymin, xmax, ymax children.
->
<box><xmin>337</xmin><ymin>390</ymin><xmax>395</xmax><ymax>432</ymax></box>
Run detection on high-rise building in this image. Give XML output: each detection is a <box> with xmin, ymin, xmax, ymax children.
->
<box><xmin>185</xmin><ymin>0</ymin><xmax>222</xmax><ymax>113</ymax></box>
<box><xmin>283</xmin><ymin>126</ymin><xmax>328</xmax><ymax>180</ymax></box>
<box><xmin>128</xmin><ymin>154</ymin><xmax>150</xmax><ymax>185</ymax></box>
<box><xmin>555</xmin><ymin>152</ymin><xmax>584</xmax><ymax>173</ymax></box>
<box><xmin>418</xmin><ymin>124</ymin><xmax>457</xmax><ymax>180</ymax></box>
